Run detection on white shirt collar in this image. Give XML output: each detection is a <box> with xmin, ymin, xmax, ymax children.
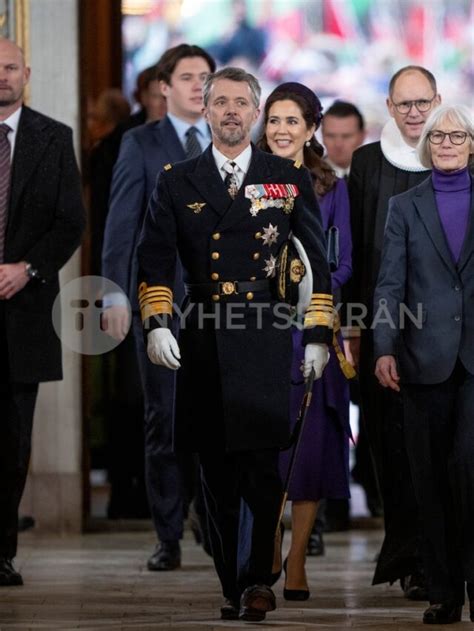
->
<box><xmin>380</xmin><ymin>118</ymin><xmax>430</xmax><ymax>172</ymax></box>
<box><xmin>166</xmin><ymin>112</ymin><xmax>211</xmax><ymax>150</ymax></box>
<box><xmin>212</xmin><ymin>143</ymin><xmax>253</xmax><ymax>180</ymax></box>
<box><xmin>325</xmin><ymin>157</ymin><xmax>350</xmax><ymax>179</ymax></box>
<box><xmin>2</xmin><ymin>105</ymin><xmax>22</xmax><ymax>132</ymax></box>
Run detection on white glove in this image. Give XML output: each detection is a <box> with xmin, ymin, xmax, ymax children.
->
<box><xmin>292</xmin><ymin>235</ymin><xmax>313</xmax><ymax>316</ymax></box>
<box><xmin>303</xmin><ymin>343</ymin><xmax>329</xmax><ymax>379</ymax></box>
<box><xmin>147</xmin><ymin>329</ymin><xmax>181</xmax><ymax>370</ymax></box>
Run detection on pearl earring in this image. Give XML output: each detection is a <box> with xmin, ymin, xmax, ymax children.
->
<box><xmin>305</xmin><ymin>140</ymin><xmax>311</xmax><ymax>147</ymax></box>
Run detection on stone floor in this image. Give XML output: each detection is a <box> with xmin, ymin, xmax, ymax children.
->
<box><xmin>1</xmin><ymin>528</ymin><xmax>473</xmax><ymax>630</ymax></box>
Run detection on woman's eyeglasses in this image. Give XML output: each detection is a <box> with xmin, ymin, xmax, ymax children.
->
<box><xmin>428</xmin><ymin>131</ymin><xmax>470</xmax><ymax>145</ymax></box>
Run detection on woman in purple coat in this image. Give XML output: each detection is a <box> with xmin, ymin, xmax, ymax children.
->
<box><xmin>258</xmin><ymin>82</ymin><xmax>353</xmax><ymax>600</ymax></box>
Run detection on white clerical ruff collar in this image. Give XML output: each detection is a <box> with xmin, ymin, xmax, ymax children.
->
<box><xmin>380</xmin><ymin>118</ymin><xmax>430</xmax><ymax>172</ymax></box>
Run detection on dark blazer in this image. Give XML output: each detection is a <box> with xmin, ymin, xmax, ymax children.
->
<box><xmin>373</xmin><ymin>176</ymin><xmax>474</xmax><ymax>384</ymax></box>
<box><xmin>102</xmin><ymin>116</ymin><xmax>186</xmax><ymax>311</ymax></box>
<box><xmin>3</xmin><ymin>106</ymin><xmax>85</xmax><ymax>383</ymax></box>
<box><xmin>137</xmin><ymin>145</ymin><xmax>332</xmax><ymax>451</ymax></box>
<box><xmin>348</xmin><ymin>142</ymin><xmax>430</xmax><ymax>319</ymax></box>
<box><xmin>88</xmin><ymin>109</ymin><xmax>148</xmax><ymax>275</ymax></box>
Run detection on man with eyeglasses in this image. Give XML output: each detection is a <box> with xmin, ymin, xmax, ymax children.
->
<box><xmin>347</xmin><ymin>66</ymin><xmax>441</xmax><ymax>599</ymax></box>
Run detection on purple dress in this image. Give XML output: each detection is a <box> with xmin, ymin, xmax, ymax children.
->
<box><xmin>279</xmin><ymin>178</ymin><xmax>352</xmax><ymax>501</ymax></box>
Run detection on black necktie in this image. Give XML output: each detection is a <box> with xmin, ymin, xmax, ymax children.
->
<box><xmin>224</xmin><ymin>161</ymin><xmax>239</xmax><ymax>199</ymax></box>
<box><xmin>185</xmin><ymin>126</ymin><xmax>201</xmax><ymax>159</ymax></box>
<box><xmin>0</xmin><ymin>123</ymin><xmax>11</xmax><ymax>264</ymax></box>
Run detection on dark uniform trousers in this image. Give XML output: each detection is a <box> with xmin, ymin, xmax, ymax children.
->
<box><xmin>403</xmin><ymin>360</ymin><xmax>474</xmax><ymax>605</ymax></box>
<box><xmin>132</xmin><ymin>314</ymin><xmax>184</xmax><ymax>542</ymax></box>
<box><xmin>0</xmin><ymin>301</ymin><xmax>38</xmax><ymax>558</ymax></box>
<box><xmin>200</xmin><ymin>448</ymin><xmax>282</xmax><ymax>601</ymax></box>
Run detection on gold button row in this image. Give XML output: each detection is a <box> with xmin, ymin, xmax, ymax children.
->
<box><xmin>214</xmin><ymin>232</ymin><xmax>260</xmax><ymax>240</ymax></box>
<box><xmin>211</xmin><ymin>292</ymin><xmax>254</xmax><ymax>302</ymax></box>
<box><xmin>211</xmin><ymin>273</ymin><xmax>258</xmax><ymax>282</ymax></box>
<box><xmin>212</xmin><ymin>251</ymin><xmax>260</xmax><ymax>261</ymax></box>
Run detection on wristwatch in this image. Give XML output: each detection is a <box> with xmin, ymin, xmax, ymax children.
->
<box><xmin>24</xmin><ymin>262</ymin><xmax>39</xmax><ymax>279</ymax></box>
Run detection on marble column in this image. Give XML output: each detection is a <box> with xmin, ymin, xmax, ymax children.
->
<box><xmin>19</xmin><ymin>0</ymin><xmax>83</xmax><ymax>533</ymax></box>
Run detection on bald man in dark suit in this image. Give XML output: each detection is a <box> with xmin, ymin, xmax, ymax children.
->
<box><xmin>0</xmin><ymin>38</ymin><xmax>85</xmax><ymax>586</ymax></box>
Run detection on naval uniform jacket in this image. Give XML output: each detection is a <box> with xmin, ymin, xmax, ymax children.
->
<box><xmin>137</xmin><ymin>145</ymin><xmax>332</xmax><ymax>452</ymax></box>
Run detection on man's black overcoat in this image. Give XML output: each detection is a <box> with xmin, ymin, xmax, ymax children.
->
<box><xmin>3</xmin><ymin>107</ymin><xmax>85</xmax><ymax>384</ymax></box>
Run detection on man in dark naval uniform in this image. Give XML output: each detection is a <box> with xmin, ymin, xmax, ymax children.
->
<box><xmin>348</xmin><ymin>66</ymin><xmax>441</xmax><ymax>595</ymax></box>
<box><xmin>137</xmin><ymin>67</ymin><xmax>333</xmax><ymax>622</ymax></box>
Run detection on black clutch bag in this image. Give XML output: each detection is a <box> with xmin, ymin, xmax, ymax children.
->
<box><xmin>326</xmin><ymin>225</ymin><xmax>339</xmax><ymax>272</ymax></box>
<box><xmin>274</xmin><ymin>238</ymin><xmax>306</xmax><ymax>306</ymax></box>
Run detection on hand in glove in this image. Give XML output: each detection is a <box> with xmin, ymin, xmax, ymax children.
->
<box><xmin>303</xmin><ymin>343</ymin><xmax>329</xmax><ymax>379</ymax></box>
<box><xmin>147</xmin><ymin>329</ymin><xmax>181</xmax><ymax>370</ymax></box>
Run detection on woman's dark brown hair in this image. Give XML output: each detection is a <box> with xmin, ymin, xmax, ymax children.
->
<box><xmin>258</xmin><ymin>88</ymin><xmax>336</xmax><ymax>197</ymax></box>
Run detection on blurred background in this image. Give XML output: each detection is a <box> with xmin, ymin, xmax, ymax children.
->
<box><xmin>121</xmin><ymin>0</ymin><xmax>473</xmax><ymax>141</ymax></box>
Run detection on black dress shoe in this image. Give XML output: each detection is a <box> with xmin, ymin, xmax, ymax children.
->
<box><xmin>400</xmin><ymin>572</ymin><xmax>429</xmax><ymax>601</ymax></box>
<box><xmin>282</xmin><ymin>558</ymin><xmax>310</xmax><ymax>601</ymax></box>
<box><xmin>307</xmin><ymin>530</ymin><xmax>325</xmax><ymax>557</ymax></box>
<box><xmin>0</xmin><ymin>558</ymin><xmax>23</xmax><ymax>586</ymax></box>
<box><xmin>239</xmin><ymin>584</ymin><xmax>276</xmax><ymax>622</ymax></box>
<box><xmin>220</xmin><ymin>598</ymin><xmax>239</xmax><ymax>620</ymax></box>
<box><xmin>147</xmin><ymin>542</ymin><xmax>181</xmax><ymax>571</ymax></box>
<box><xmin>423</xmin><ymin>603</ymin><xmax>462</xmax><ymax>625</ymax></box>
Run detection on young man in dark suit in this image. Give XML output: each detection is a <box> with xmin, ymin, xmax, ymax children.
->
<box><xmin>102</xmin><ymin>44</ymin><xmax>215</xmax><ymax>571</ymax></box>
<box><xmin>137</xmin><ymin>67</ymin><xmax>333</xmax><ymax>622</ymax></box>
<box><xmin>0</xmin><ymin>38</ymin><xmax>85</xmax><ymax>586</ymax></box>
<box><xmin>347</xmin><ymin>66</ymin><xmax>441</xmax><ymax>596</ymax></box>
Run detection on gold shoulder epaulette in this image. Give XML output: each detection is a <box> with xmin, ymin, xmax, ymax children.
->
<box><xmin>293</xmin><ymin>160</ymin><xmax>302</xmax><ymax>169</ymax></box>
<box><xmin>164</xmin><ymin>163</ymin><xmax>172</xmax><ymax>171</ymax></box>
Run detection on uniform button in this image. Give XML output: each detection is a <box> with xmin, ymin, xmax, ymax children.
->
<box><xmin>454</xmin><ymin>285</ymin><xmax>461</xmax><ymax>291</ymax></box>
<box><xmin>249</xmin><ymin>276</ymin><xmax>256</xmax><ymax>281</ymax></box>
<box><xmin>246</xmin><ymin>292</ymin><xmax>254</xmax><ymax>300</ymax></box>
<box><xmin>255</xmin><ymin>231</ymin><xmax>262</xmax><ymax>239</ymax></box>
<box><xmin>454</xmin><ymin>315</ymin><xmax>461</xmax><ymax>322</ymax></box>
<box><xmin>211</xmin><ymin>251</ymin><xmax>220</xmax><ymax>260</ymax></box>
<box><xmin>212</xmin><ymin>294</ymin><xmax>220</xmax><ymax>302</ymax></box>
<box><xmin>211</xmin><ymin>272</ymin><xmax>219</xmax><ymax>281</ymax></box>
<box><xmin>252</xmin><ymin>252</ymin><xmax>260</xmax><ymax>260</ymax></box>
<box><xmin>212</xmin><ymin>232</ymin><xmax>221</xmax><ymax>240</ymax></box>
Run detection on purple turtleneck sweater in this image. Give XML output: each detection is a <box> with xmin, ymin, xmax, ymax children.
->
<box><xmin>433</xmin><ymin>166</ymin><xmax>471</xmax><ymax>263</ymax></box>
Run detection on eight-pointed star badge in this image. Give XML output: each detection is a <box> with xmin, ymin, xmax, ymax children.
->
<box><xmin>261</xmin><ymin>223</ymin><xmax>279</xmax><ymax>246</ymax></box>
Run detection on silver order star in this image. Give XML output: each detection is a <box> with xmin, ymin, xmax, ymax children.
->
<box><xmin>263</xmin><ymin>254</ymin><xmax>277</xmax><ymax>278</ymax></box>
<box><xmin>261</xmin><ymin>223</ymin><xmax>280</xmax><ymax>246</ymax></box>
